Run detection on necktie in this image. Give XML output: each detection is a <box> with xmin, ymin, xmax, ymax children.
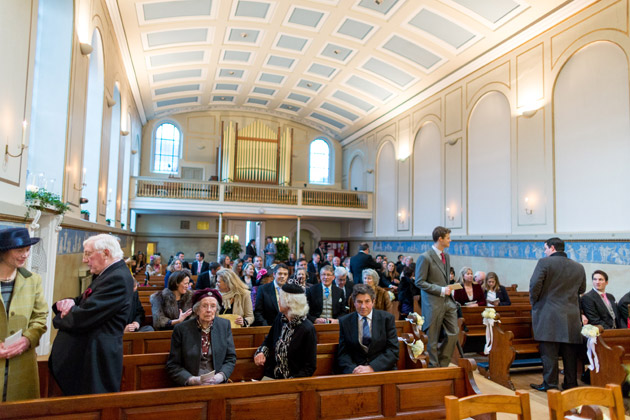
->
<box><xmin>362</xmin><ymin>316</ymin><xmax>371</xmax><ymax>346</ymax></box>
<box><xmin>440</xmin><ymin>252</ymin><xmax>446</xmax><ymax>265</ymax></box>
<box><xmin>324</xmin><ymin>287</ymin><xmax>330</xmax><ymax>299</ymax></box>
<box><xmin>602</xmin><ymin>293</ymin><xmax>610</xmax><ymax>305</ymax></box>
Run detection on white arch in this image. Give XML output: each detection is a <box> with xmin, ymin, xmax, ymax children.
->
<box><xmin>349</xmin><ymin>152</ymin><xmax>365</xmax><ymax>191</ymax></box>
<box><xmin>375</xmin><ymin>140</ymin><xmax>396</xmax><ymax>236</ymax></box>
<box><xmin>412</xmin><ymin>121</ymin><xmax>442</xmax><ymax>235</ymax></box>
<box><xmin>106</xmin><ymin>84</ymin><xmax>121</xmax><ymax>225</ymax></box>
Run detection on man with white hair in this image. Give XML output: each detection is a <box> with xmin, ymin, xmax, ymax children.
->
<box><xmin>49</xmin><ymin>234</ymin><xmax>133</xmax><ymax>395</ymax></box>
<box><xmin>334</xmin><ymin>266</ymin><xmax>354</xmax><ymax>312</ymax></box>
<box><xmin>474</xmin><ymin>271</ymin><xmax>486</xmax><ymax>285</ymax></box>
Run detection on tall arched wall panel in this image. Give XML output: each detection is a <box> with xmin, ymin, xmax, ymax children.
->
<box><xmin>375</xmin><ymin>141</ymin><xmax>396</xmax><ymax>237</ymax></box>
<box><xmin>412</xmin><ymin>122</ymin><xmax>442</xmax><ymax>236</ymax></box>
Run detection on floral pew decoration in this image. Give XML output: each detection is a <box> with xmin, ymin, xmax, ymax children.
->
<box><xmin>398</xmin><ymin>313</ymin><xmax>426</xmax><ymax>363</ymax></box>
<box><xmin>583</xmin><ymin>324</ymin><xmax>601</xmax><ymax>373</ymax></box>
<box><xmin>482</xmin><ymin>308</ymin><xmax>500</xmax><ymax>355</ymax></box>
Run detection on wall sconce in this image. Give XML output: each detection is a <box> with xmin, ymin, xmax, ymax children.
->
<box><xmin>120</xmin><ymin>130</ymin><xmax>130</xmax><ymax>136</ymax></box>
<box><xmin>518</xmin><ymin>100</ymin><xmax>544</xmax><ymax>118</ymax></box>
<box><xmin>5</xmin><ymin>121</ymin><xmax>28</xmax><ymax>160</ymax></box>
<box><xmin>520</xmin><ymin>109</ymin><xmax>538</xmax><ymax>118</ymax></box>
<box><xmin>366</xmin><ymin>169</ymin><xmax>374</xmax><ymax>174</ymax></box>
<box><xmin>224</xmin><ymin>234</ymin><xmax>240</xmax><ymax>243</ymax></box>
<box><xmin>79</xmin><ymin>42</ymin><xmax>93</xmax><ymax>56</ymax></box>
<box><xmin>445</xmin><ymin>138</ymin><xmax>459</xmax><ymax>146</ymax></box>
<box><xmin>106</xmin><ymin>96</ymin><xmax>116</xmax><ymax>107</ymax></box>
<box><xmin>524</xmin><ymin>197</ymin><xmax>533</xmax><ymax>215</ymax></box>
<box><xmin>445</xmin><ymin>207</ymin><xmax>455</xmax><ymax>221</ymax></box>
<box><xmin>74</xmin><ymin>167</ymin><xmax>87</xmax><ymax>191</ymax></box>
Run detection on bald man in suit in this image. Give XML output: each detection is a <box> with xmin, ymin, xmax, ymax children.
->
<box><xmin>415</xmin><ymin>226</ymin><xmax>458</xmax><ymax>367</ymax></box>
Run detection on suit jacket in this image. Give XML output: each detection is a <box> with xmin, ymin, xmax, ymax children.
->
<box><xmin>0</xmin><ymin>268</ymin><xmax>47</xmax><ymax>401</ymax></box>
<box><xmin>581</xmin><ymin>289</ymin><xmax>620</xmax><ymax>329</ymax></box>
<box><xmin>191</xmin><ymin>260</ymin><xmax>210</xmax><ymax>276</ymax></box>
<box><xmin>306</xmin><ymin>283</ymin><xmax>345</xmax><ymax>322</ymax></box>
<box><xmin>49</xmin><ymin>259</ymin><xmax>133</xmax><ymax>395</ymax></box>
<box><xmin>253</xmin><ymin>282</ymin><xmax>279</xmax><ymax>326</ymax></box>
<box><xmin>415</xmin><ymin>248</ymin><xmax>456</xmax><ymax>331</ymax></box>
<box><xmin>529</xmin><ymin>251</ymin><xmax>586</xmax><ymax>343</ymax></box>
<box><xmin>485</xmin><ymin>285</ymin><xmax>511</xmax><ymax>306</ymax></box>
<box><xmin>181</xmin><ymin>261</ymin><xmax>191</xmax><ymax>270</ymax></box>
<box><xmin>335</xmin><ymin>280</ymin><xmax>354</xmax><ymax>312</ymax></box>
<box><xmin>127</xmin><ymin>290</ymin><xmax>146</xmax><ymax>326</ymax></box>
<box><xmin>617</xmin><ymin>291</ymin><xmax>630</xmax><ymax>329</ymax></box>
<box><xmin>166</xmin><ymin>317</ymin><xmax>236</xmax><ymax>386</ymax></box>
<box><xmin>349</xmin><ymin>251</ymin><xmax>380</xmax><ymax>284</ymax></box>
<box><xmin>336</xmin><ymin>310</ymin><xmax>399</xmax><ymax>374</ymax></box>
<box><xmin>196</xmin><ymin>270</ymin><xmax>216</xmax><ymax>290</ymax></box>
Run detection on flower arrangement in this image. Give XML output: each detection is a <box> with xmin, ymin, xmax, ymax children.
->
<box><xmin>407</xmin><ymin>312</ymin><xmax>424</xmax><ymax>328</ymax></box>
<box><xmin>481</xmin><ymin>308</ymin><xmax>497</xmax><ymax>320</ymax></box>
<box><xmin>25</xmin><ymin>186</ymin><xmax>70</xmax><ymax>216</ymax></box>
<box><xmin>387</xmin><ymin>290</ymin><xmax>395</xmax><ymax>301</ymax></box>
<box><xmin>581</xmin><ymin>324</ymin><xmax>600</xmax><ymax>338</ymax></box>
<box><xmin>410</xmin><ymin>340</ymin><xmax>425</xmax><ymax>360</ymax></box>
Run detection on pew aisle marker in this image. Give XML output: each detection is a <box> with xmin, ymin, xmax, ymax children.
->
<box><xmin>582</xmin><ymin>324</ymin><xmax>600</xmax><ymax>372</ymax></box>
<box><xmin>482</xmin><ymin>308</ymin><xmax>499</xmax><ymax>355</ymax></box>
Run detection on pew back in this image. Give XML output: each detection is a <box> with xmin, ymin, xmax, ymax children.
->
<box><xmin>590</xmin><ymin>329</ymin><xmax>630</xmax><ymax>388</ymax></box>
<box><xmin>461</xmin><ymin>305</ymin><xmax>532</xmax><ymax>337</ymax></box>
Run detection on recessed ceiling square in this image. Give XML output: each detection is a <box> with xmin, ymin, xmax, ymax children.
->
<box><xmin>155</xmin><ymin>84</ymin><xmax>200</xmax><ymax>96</ymax></box>
<box><xmin>321</xmin><ymin>43</ymin><xmax>353</xmax><ymax>62</ymax></box>
<box><xmin>235</xmin><ymin>0</ymin><xmax>270</xmax><ymax>19</ymax></box>
<box><xmin>157</xmin><ymin>96</ymin><xmax>199</xmax><ymax>107</ymax></box>
<box><xmin>223</xmin><ymin>50</ymin><xmax>251</xmax><ymax>62</ymax></box>
<box><xmin>357</xmin><ymin>0</ymin><xmax>398</xmax><ymax>15</ymax></box>
<box><xmin>276</xmin><ymin>34</ymin><xmax>308</xmax><ymax>51</ymax></box>
<box><xmin>260</xmin><ymin>73</ymin><xmax>285</xmax><ymax>84</ymax></box>
<box><xmin>297</xmin><ymin>79</ymin><xmax>323</xmax><ymax>91</ymax></box>
<box><xmin>213</xmin><ymin>96</ymin><xmax>234</xmax><ymax>101</ymax></box>
<box><xmin>409</xmin><ymin>9</ymin><xmax>474</xmax><ymax>49</ymax></box>
<box><xmin>320</xmin><ymin>102</ymin><xmax>359</xmax><ymax>121</ymax></box>
<box><xmin>143</xmin><ymin>0</ymin><xmax>212</xmax><ymax>21</ymax></box>
<box><xmin>332</xmin><ymin>90</ymin><xmax>374</xmax><ymax>112</ymax></box>
<box><xmin>346</xmin><ymin>75</ymin><xmax>392</xmax><ymax>101</ymax></box>
<box><xmin>362</xmin><ymin>57</ymin><xmax>414</xmax><ymax>87</ymax></box>
<box><xmin>288</xmin><ymin>7</ymin><xmax>325</xmax><ymax>28</ymax></box>
<box><xmin>253</xmin><ymin>87</ymin><xmax>276</xmax><ymax>95</ymax></box>
<box><xmin>153</xmin><ymin>69</ymin><xmax>202</xmax><ymax>83</ymax></box>
<box><xmin>247</xmin><ymin>98</ymin><xmax>268</xmax><ymax>105</ymax></box>
<box><xmin>383</xmin><ymin>35</ymin><xmax>441</xmax><ymax>69</ymax></box>
<box><xmin>451</xmin><ymin>0</ymin><xmax>519</xmax><ymax>23</ymax></box>
<box><xmin>337</xmin><ymin>18</ymin><xmax>373</xmax><ymax>40</ymax></box>
<box><xmin>147</xmin><ymin>28</ymin><xmax>208</xmax><ymax>48</ymax></box>
<box><xmin>288</xmin><ymin>93</ymin><xmax>311</xmax><ymax>103</ymax></box>
<box><xmin>267</xmin><ymin>55</ymin><xmax>295</xmax><ymax>69</ymax></box>
<box><xmin>228</xmin><ymin>28</ymin><xmax>260</xmax><ymax>43</ymax></box>
<box><xmin>307</xmin><ymin>63</ymin><xmax>336</xmax><ymax>78</ymax></box>
<box><xmin>150</xmin><ymin>51</ymin><xmax>204</xmax><ymax>67</ymax></box>
<box><xmin>215</xmin><ymin>83</ymin><xmax>239</xmax><ymax>91</ymax></box>
<box><xmin>219</xmin><ymin>69</ymin><xmax>244</xmax><ymax>78</ymax></box>
<box><xmin>310</xmin><ymin>112</ymin><xmax>345</xmax><ymax>129</ymax></box>
<box><xmin>279</xmin><ymin>103</ymin><xmax>301</xmax><ymax>112</ymax></box>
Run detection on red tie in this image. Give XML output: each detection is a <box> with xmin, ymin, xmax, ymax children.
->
<box><xmin>441</xmin><ymin>252</ymin><xmax>446</xmax><ymax>265</ymax></box>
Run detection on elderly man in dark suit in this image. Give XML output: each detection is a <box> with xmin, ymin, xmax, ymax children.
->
<box><xmin>336</xmin><ymin>283</ymin><xmax>399</xmax><ymax>374</ymax></box>
<box><xmin>530</xmin><ymin>237</ymin><xmax>586</xmax><ymax>392</ymax></box>
<box><xmin>349</xmin><ymin>243</ymin><xmax>380</xmax><ymax>284</ymax></box>
<box><xmin>581</xmin><ymin>270</ymin><xmax>620</xmax><ymax>329</ymax></box>
<box><xmin>306</xmin><ymin>265</ymin><xmax>345</xmax><ymax>323</ymax></box>
<box><xmin>49</xmin><ymin>234</ymin><xmax>133</xmax><ymax>395</ymax></box>
<box><xmin>334</xmin><ymin>266</ymin><xmax>354</xmax><ymax>312</ymax></box>
<box><xmin>415</xmin><ymin>226</ymin><xmax>458</xmax><ymax>367</ymax></box>
<box><xmin>253</xmin><ymin>263</ymin><xmax>289</xmax><ymax>326</ymax></box>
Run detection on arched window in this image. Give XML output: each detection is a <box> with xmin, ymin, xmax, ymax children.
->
<box><xmin>152</xmin><ymin>121</ymin><xmax>181</xmax><ymax>174</ymax></box>
<box><xmin>309</xmin><ymin>138</ymin><xmax>331</xmax><ymax>184</ymax></box>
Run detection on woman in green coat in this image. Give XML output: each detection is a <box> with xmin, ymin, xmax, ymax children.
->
<box><xmin>0</xmin><ymin>227</ymin><xmax>47</xmax><ymax>401</ymax></box>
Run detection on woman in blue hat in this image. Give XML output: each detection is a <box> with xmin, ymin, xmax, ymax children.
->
<box><xmin>0</xmin><ymin>227</ymin><xmax>47</xmax><ymax>401</ymax></box>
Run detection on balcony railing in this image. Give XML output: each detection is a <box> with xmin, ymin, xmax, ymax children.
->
<box><xmin>132</xmin><ymin>177</ymin><xmax>371</xmax><ymax>210</ymax></box>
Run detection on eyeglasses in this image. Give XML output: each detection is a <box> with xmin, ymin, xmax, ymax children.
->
<box><xmin>83</xmin><ymin>249</ymin><xmax>102</xmax><ymax>258</ymax></box>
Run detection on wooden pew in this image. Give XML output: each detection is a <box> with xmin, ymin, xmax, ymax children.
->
<box><xmin>10</xmin><ymin>359</ymin><xmax>480</xmax><ymax>420</ymax></box>
<box><xmin>461</xmin><ymin>304</ymin><xmax>532</xmax><ymax>338</ymax></box>
<box><xmin>476</xmin><ymin>315</ymin><xmax>540</xmax><ymax>390</ymax></box>
<box><xmin>122</xmin><ymin>321</ymin><xmax>413</xmax><ymax>354</ymax></box>
<box><xmin>590</xmin><ymin>328</ymin><xmax>630</xmax><ymax>388</ymax></box>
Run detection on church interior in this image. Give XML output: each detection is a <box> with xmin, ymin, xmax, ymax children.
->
<box><xmin>2</xmin><ymin>0</ymin><xmax>630</xmax><ymax>417</ymax></box>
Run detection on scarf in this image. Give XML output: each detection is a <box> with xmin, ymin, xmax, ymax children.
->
<box><xmin>274</xmin><ymin>314</ymin><xmax>305</xmax><ymax>379</ymax></box>
<box><xmin>220</xmin><ymin>290</ymin><xmax>237</xmax><ymax>310</ymax></box>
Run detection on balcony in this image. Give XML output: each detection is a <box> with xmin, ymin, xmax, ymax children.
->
<box><xmin>130</xmin><ymin>177</ymin><xmax>373</xmax><ymax>219</ymax></box>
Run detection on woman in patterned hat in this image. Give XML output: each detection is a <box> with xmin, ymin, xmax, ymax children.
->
<box><xmin>0</xmin><ymin>227</ymin><xmax>47</xmax><ymax>401</ymax></box>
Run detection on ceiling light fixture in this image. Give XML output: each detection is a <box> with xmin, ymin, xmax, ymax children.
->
<box><xmin>333</xmin><ymin>50</ymin><xmax>340</xmax><ymax>54</ymax></box>
<box><xmin>241</xmin><ymin>32</ymin><xmax>248</xmax><ymax>38</ymax></box>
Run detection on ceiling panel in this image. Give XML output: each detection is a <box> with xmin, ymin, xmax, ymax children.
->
<box><xmin>113</xmin><ymin>0</ymin><xmax>573</xmax><ymax>140</ymax></box>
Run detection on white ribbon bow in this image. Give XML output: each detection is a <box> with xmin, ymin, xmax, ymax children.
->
<box><xmin>586</xmin><ymin>336</ymin><xmax>600</xmax><ymax>372</ymax></box>
<box><xmin>483</xmin><ymin>317</ymin><xmax>495</xmax><ymax>355</ymax></box>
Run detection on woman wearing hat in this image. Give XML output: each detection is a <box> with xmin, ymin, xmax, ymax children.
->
<box><xmin>166</xmin><ymin>288</ymin><xmax>236</xmax><ymax>386</ymax></box>
<box><xmin>0</xmin><ymin>227</ymin><xmax>47</xmax><ymax>401</ymax></box>
<box><xmin>253</xmin><ymin>281</ymin><xmax>317</xmax><ymax>379</ymax></box>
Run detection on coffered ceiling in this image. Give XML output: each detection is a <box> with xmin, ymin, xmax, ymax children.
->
<box><xmin>110</xmin><ymin>0</ymin><xmax>572</xmax><ymax>140</ymax></box>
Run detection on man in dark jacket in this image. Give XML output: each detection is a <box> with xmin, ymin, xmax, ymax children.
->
<box><xmin>124</xmin><ymin>279</ymin><xmax>154</xmax><ymax>332</ymax></box>
<box><xmin>349</xmin><ymin>243</ymin><xmax>380</xmax><ymax>284</ymax></box>
<box><xmin>49</xmin><ymin>234</ymin><xmax>133</xmax><ymax>395</ymax></box>
<box><xmin>529</xmin><ymin>237</ymin><xmax>586</xmax><ymax>392</ymax></box>
<box><xmin>306</xmin><ymin>265</ymin><xmax>344</xmax><ymax>323</ymax></box>
<box><xmin>581</xmin><ymin>270</ymin><xmax>620</xmax><ymax>329</ymax></box>
<box><xmin>253</xmin><ymin>264</ymin><xmax>289</xmax><ymax>325</ymax></box>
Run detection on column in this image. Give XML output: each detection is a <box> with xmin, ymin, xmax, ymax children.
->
<box><xmin>296</xmin><ymin>216</ymin><xmax>301</xmax><ymax>256</ymax></box>
<box><xmin>217</xmin><ymin>212</ymin><xmax>223</xmax><ymax>262</ymax></box>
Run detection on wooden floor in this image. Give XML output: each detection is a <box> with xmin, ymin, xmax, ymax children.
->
<box><xmin>467</xmin><ymin>356</ymin><xmax>630</xmax><ymax>419</ymax></box>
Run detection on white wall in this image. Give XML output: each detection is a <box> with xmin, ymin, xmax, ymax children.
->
<box><xmin>554</xmin><ymin>41</ymin><xmax>630</xmax><ymax>232</ymax></box>
<box><xmin>376</xmin><ymin>141</ymin><xmax>396</xmax><ymax>236</ymax></box>
<box><xmin>412</xmin><ymin>122</ymin><xmax>442</xmax><ymax>236</ymax></box>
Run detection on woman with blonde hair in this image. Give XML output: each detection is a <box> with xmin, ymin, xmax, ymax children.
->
<box><xmin>216</xmin><ymin>268</ymin><xmax>254</xmax><ymax>327</ymax></box>
<box><xmin>483</xmin><ymin>272</ymin><xmax>511</xmax><ymax>306</ymax></box>
<box><xmin>146</xmin><ymin>254</ymin><xmax>163</xmax><ymax>276</ymax></box>
<box><xmin>453</xmin><ymin>266</ymin><xmax>486</xmax><ymax>307</ymax></box>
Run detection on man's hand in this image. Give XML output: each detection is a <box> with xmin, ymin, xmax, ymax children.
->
<box><xmin>315</xmin><ymin>318</ymin><xmax>327</xmax><ymax>324</ymax></box>
<box><xmin>0</xmin><ymin>337</ymin><xmax>30</xmax><ymax>359</ymax></box>
<box><xmin>582</xmin><ymin>314</ymin><xmax>589</xmax><ymax>326</ymax></box>
<box><xmin>56</xmin><ymin>299</ymin><xmax>76</xmax><ymax>318</ymax></box>
<box><xmin>352</xmin><ymin>365</ymin><xmax>374</xmax><ymax>374</ymax></box>
<box><xmin>254</xmin><ymin>353</ymin><xmax>266</xmax><ymax>366</ymax></box>
<box><xmin>235</xmin><ymin>316</ymin><xmax>244</xmax><ymax>326</ymax></box>
<box><xmin>124</xmin><ymin>322</ymin><xmax>140</xmax><ymax>332</ymax></box>
<box><xmin>444</xmin><ymin>286</ymin><xmax>453</xmax><ymax>296</ymax></box>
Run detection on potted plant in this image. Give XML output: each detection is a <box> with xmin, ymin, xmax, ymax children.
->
<box><xmin>25</xmin><ymin>186</ymin><xmax>70</xmax><ymax>217</ymax></box>
<box><xmin>80</xmin><ymin>210</ymin><xmax>90</xmax><ymax>221</ymax></box>
<box><xmin>276</xmin><ymin>242</ymin><xmax>289</xmax><ymax>263</ymax></box>
<box><xmin>221</xmin><ymin>240</ymin><xmax>243</xmax><ymax>261</ymax></box>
